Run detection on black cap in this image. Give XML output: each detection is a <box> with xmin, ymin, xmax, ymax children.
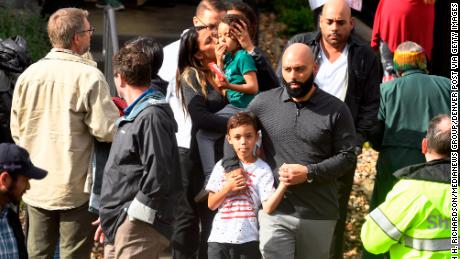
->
<box><xmin>0</xmin><ymin>143</ymin><xmax>47</xmax><ymax>179</ymax></box>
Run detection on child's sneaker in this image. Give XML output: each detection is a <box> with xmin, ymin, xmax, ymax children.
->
<box><xmin>194</xmin><ymin>188</ymin><xmax>209</xmax><ymax>203</ymax></box>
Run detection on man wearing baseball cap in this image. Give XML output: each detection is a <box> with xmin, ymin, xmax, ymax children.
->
<box><xmin>0</xmin><ymin>143</ymin><xmax>47</xmax><ymax>259</ymax></box>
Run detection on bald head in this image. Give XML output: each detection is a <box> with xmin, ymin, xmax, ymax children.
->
<box><xmin>319</xmin><ymin>0</ymin><xmax>353</xmax><ymax>49</ymax></box>
<box><xmin>282</xmin><ymin>43</ymin><xmax>315</xmax><ymax>67</ymax></box>
<box><xmin>426</xmin><ymin>114</ymin><xmax>451</xmax><ymax>156</ymax></box>
<box><xmin>322</xmin><ymin>0</ymin><xmax>351</xmax><ymax>19</ymax></box>
<box><xmin>193</xmin><ymin>0</ymin><xmax>226</xmax><ymax>33</ymax></box>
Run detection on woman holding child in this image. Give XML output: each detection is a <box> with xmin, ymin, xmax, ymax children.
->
<box><xmin>176</xmin><ymin>25</ymin><xmax>228</xmax><ymax>259</ymax></box>
<box><xmin>178</xmin><ymin>23</ymin><xmax>285</xmax><ymax>259</ymax></box>
<box><xmin>174</xmin><ymin>2</ymin><xmax>279</xmax><ymax>258</ymax></box>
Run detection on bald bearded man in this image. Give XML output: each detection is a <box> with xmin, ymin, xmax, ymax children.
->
<box><xmin>224</xmin><ymin>43</ymin><xmax>357</xmax><ymax>258</ymax></box>
<box><xmin>276</xmin><ymin>1</ymin><xmax>381</xmax><ymax>257</ymax></box>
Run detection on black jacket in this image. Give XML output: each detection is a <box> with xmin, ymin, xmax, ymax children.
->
<box><xmin>251</xmin><ymin>47</ymin><xmax>279</xmax><ymax>92</ymax></box>
<box><xmin>278</xmin><ymin>31</ymin><xmax>381</xmax><ymax>147</ymax></box>
<box><xmin>100</xmin><ymin>89</ymin><xmax>182</xmax><ymax>244</ymax></box>
<box><xmin>393</xmin><ymin>158</ymin><xmax>450</xmax><ymax>184</ymax></box>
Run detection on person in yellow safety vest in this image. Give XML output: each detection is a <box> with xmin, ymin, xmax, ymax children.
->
<box><xmin>361</xmin><ymin>114</ymin><xmax>453</xmax><ymax>258</ymax></box>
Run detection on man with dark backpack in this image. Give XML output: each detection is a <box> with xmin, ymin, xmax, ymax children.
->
<box><xmin>0</xmin><ymin>35</ymin><xmax>32</xmax><ymax>144</ymax></box>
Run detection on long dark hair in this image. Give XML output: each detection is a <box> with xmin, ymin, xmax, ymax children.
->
<box><xmin>176</xmin><ymin>26</ymin><xmax>211</xmax><ymax>107</ymax></box>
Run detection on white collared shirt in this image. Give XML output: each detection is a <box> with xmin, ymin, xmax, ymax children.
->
<box><xmin>314</xmin><ymin>44</ymin><xmax>349</xmax><ymax>102</ymax></box>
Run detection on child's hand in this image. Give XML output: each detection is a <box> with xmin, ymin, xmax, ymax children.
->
<box><xmin>215</xmin><ymin>43</ymin><xmax>226</xmax><ymax>64</ymax></box>
<box><xmin>224</xmin><ymin>169</ymin><xmax>247</xmax><ymax>193</ymax></box>
<box><xmin>277</xmin><ymin>181</ymin><xmax>288</xmax><ymax>191</ymax></box>
<box><xmin>215</xmin><ymin>76</ymin><xmax>229</xmax><ymax>89</ymax></box>
<box><xmin>278</xmin><ymin>163</ymin><xmax>309</xmax><ymax>186</ymax></box>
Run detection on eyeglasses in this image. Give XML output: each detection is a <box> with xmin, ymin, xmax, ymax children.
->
<box><xmin>78</xmin><ymin>27</ymin><xmax>95</xmax><ymax>35</ymax></box>
<box><xmin>194</xmin><ymin>16</ymin><xmax>218</xmax><ymax>37</ymax></box>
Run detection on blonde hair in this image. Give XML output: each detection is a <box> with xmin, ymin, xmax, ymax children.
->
<box><xmin>182</xmin><ymin>67</ymin><xmax>208</xmax><ymax>97</ymax></box>
<box><xmin>48</xmin><ymin>8</ymin><xmax>89</xmax><ymax>49</ymax></box>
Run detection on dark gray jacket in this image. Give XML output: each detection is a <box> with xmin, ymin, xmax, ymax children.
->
<box><xmin>100</xmin><ymin>89</ymin><xmax>182</xmax><ymax>243</ymax></box>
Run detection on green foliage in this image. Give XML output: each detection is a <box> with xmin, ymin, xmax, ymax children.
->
<box><xmin>0</xmin><ymin>8</ymin><xmax>50</xmax><ymax>61</ymax></box>
<box><xmin>272</xmin><ymin>0</ymin><xmax>315</xmax><ymax>37</ymax></box>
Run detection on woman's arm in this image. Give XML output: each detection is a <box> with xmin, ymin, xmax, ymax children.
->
<box><xmin>181</xmin><ymin>75</ymin><xmax>228</xmax><ymax>133</ymax></box>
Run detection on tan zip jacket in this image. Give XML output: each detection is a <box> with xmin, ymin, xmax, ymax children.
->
<box><xmin>10</xmin><ymin>49</ymin><xmax>119</xmax><ymax>210</ymax></box>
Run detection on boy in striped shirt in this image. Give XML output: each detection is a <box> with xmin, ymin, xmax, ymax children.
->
<box><xmin>206</xmin><ymin>112</ymin><xmax>287</xmax><ymax>258</ymax></box>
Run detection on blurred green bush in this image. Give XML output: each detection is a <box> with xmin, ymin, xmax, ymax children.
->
<box><xmin>0</xmin><ymin>8</ymin><xmax>50</xmax><ymax>61</ymax></box>
<box><xmin>271</xmin><ymin>0</ymin><xmax>315</xmax><ymax>37</ymax></box>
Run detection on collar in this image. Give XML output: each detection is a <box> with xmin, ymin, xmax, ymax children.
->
<box><xmin>224</xmin><ymin>49</ymin><xmax>245</xmax><ymax>63</ymax></box>
<box><xmin>281</xmin><ymin>85</ymin><xmax>321</xmax><ymax>106</ymax></box>
<box><xmin>401</xmin><ymin>69</ymin><xmax>427</xmax><ymax>77</ymax></box>
<box><xmin>317</xmin><ymin>42</ymin><xmax>349</xmax><ymax>63</ymax></box>
<box><xmin>124</xmin><ymin>88</ymin><xmax>155</xmax><ymax>116</ymax></box>
<box><xmin>0</xmin><ymin>203</ymin><xmax>13</xmax><ymax>218</ymax></box>
<box><xmin>393</xmin><ymin>158</ymin><xmax>451</xmax><ymax>184</ymax></box>
<box><xmin>118</xmin><ymin>88</ymin><xmax>166</xmax><ymax>125</ymax></box>
<box><xmin>45</xmin><ymin>48</ymin><xmax>97</xmax><ymax>67</ymax></box>
<box><xmin>50</xmin><ymin>48</ymin><xmax>80</xmax><ymax>56</ymax></box>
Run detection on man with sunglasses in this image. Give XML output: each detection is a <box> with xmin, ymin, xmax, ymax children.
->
<box><xmin>10</xmin><ymin>7</ymin><xmax>119</xmax><ymax>258</ymax></box>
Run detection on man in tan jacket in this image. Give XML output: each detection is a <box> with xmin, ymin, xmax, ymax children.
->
<box><xmin>10</xmin><ymin>8</ymin><xmax>119</xmax><ymax>258</ymax></box>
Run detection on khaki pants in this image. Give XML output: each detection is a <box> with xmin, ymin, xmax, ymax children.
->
<box><xmin>258</xmin><ymin>210</ymin><xmax>336</xmax><ymax>259</ymax></box>
<box><xmin>26</xmin><ymin>203</ymin><xmax>96</xmax><ymax>259</ymax></box>
<box><xmin>104</xmin><ymin>217</ymin><xmax>170</xmax><ymax>259</ymax></box>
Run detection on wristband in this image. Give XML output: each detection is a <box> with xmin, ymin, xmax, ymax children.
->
<box><xmin>305</xmin><ymin>166</ymin><xmax>313</xmax><ymax>183</ymax></box>
<box><xmin>247</xmin><ymin>48</ymin><xmax>256</xmax><ymax>56</ymax></box>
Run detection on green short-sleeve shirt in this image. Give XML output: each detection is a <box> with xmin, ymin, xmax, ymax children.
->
<box><xmin>224</xmin><ymin>49</ymin><xmax>257</xmax><ymax>108</ymax></box>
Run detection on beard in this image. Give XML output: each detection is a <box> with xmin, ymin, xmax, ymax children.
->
<box><xmin>6</xmin><ymin>184</ymin><xmax>21</xmax><ymax>205</ymax></box>
<box><xmin>282</xmin><ymin>73</ymin><xmax>315</xmax><ymax>99</ymax></box>
<box><xmin>78</xmin><ymin>43</ymin><xmax>90</xmax><ymax>56</ymax></box>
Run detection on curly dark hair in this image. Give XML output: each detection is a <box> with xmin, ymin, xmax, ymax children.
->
<box><xmin>112</xmin><ymin>45</ymin><xmax>151</xmax><ymax>87</ymax></box>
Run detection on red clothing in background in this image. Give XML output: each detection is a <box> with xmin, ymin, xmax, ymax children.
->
<box><xmin>371</xmin><ymin>0</ymin><xmax>434</xmax><ymax>60</ymax></box>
